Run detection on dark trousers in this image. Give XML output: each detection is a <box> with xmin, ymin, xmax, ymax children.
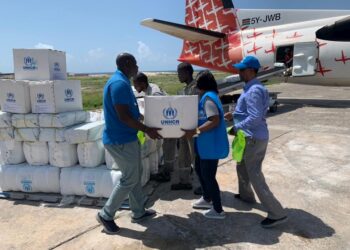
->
<box><xmin>195</xmin><ymin>156</ymin><xmax>223</xmax><ymax>213</ymax></box>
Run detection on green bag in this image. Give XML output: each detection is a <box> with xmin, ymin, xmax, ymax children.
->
<box><xmin>137</xmin><ymin>131</ymin><xmax>146</xmax><ymax>145</ymax></box>
<box><xmin>231</xmin><ymin>130</ymin><xmax>246</xmax><ymax>163</ymax></box>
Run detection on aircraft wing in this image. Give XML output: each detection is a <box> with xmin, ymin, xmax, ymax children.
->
<box><xmin>141</xmin><ymin>18</ymin><xmax>225</xmax><ymax>42</ymax></box>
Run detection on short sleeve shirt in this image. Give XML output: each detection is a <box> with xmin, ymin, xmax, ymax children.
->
<box><xmin>102</xmin><ymin>70</ymin><xmax>140</xmax><ymax>145</ymax></box>
<box><xmin>204</xmin><ymin>97</ymin><xmax>219</xmax><ymax>117</ymax></box>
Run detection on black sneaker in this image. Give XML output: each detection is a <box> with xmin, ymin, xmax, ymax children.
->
<box><xmin>261</xmin><ymin>216</ymin><xmax>288</xmax><ymax>228</ymax></box>
<box><xmin>234</xmin><ymin>193</ymin><xmax>256</xmax><ymax>204</ymax></box>
<box><xmin>171</xmin><ymin>183</ymin><xmax>193</xmax><ymax>190</ymax></box>
<box><xmin>193</xmin><ymin>186</ymin><xmax>203</xmax><ymax>195</ymax></box>
<box><xmin>96</xmin><ymin>213</ymin><xmax>120</xmax><ymax>234</ymax></box>
<box><xmin>131</xmin><ymin>209</ymin><xmax>157</xmax><ymax>223</ymax></box>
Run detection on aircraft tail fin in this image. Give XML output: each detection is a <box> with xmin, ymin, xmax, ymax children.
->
<box><xmin>179</xmin><ymin>0</ymin><xmax>242</xmax><ymax>72</ymax></box>
<box><xmin>141</xmin><ymin>1</ymin><xmax>243</xmax><ymax>73</ymax></box>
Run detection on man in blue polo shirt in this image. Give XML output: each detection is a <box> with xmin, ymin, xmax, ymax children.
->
<box><xmin>226</xmin><ymin>56</ymin><xmax>287</xmax><ymax>228</ymax></box>
<box><xmin>96</xmin><ymin>53</ymin><xmax>161</xmax><ymax>234</ymax></box>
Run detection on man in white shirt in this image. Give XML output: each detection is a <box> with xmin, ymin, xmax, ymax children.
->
<box><xmin>133</xmin><ymin>72</ymin><xmax>174</xmax><ymax>182</ymax></box>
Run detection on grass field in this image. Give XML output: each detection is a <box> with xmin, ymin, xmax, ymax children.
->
<box><xmin>71</xmin><ymin>71</ymin><xmax>231</xmax><ymax>110</ymax></box>
<box><xmin>71</xmin><ymin>72</ymin><xmax>280</xmax><ymax>110</ymax></box>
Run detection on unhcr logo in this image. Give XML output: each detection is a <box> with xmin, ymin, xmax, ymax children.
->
<box><xmin>161</xmin><ymin>106</ymin><xmax>180</xmax><ymax>126</ymax></box>
<box><xmin>64</xmin><ymin>88</ymin><xmax>75</xmax><ymax>102</ymax></box>
<box><xmin>84</xmin><ymin>181</ymin><xmax>95</xmax><ymax>194</ymax></box>
<box><xmin>6</xmin><ymin>92</ymin><xmax>16</xmax><ymax>103</ymax></box>
<box><xmin>23</xmin><ymin>56</ymin><xmax>38</xmax><ymax>71</ymax></box>
<box><xmin>37</xmin><ymin>93</ymin><xmax>46</xmax><ymax>103</ymax></box>
<box><xmin>21</xmin><ymin>180</ymin><xmax>32</xmax><ymax>192</ymax></box>
<box><xmin>54</xmin><ymin>62</ymin><xmax>61</xmax><ymax>72</ymax></box>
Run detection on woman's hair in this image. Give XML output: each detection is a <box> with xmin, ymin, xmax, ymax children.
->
<box><xmin>196</xmin><ymin>70</ymin><xmax>218</xmax><ymax>93</ymax></box>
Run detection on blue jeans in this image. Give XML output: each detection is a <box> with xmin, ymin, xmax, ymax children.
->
<box><xmin>100</xmin><ymin>140</ymin><xmax>145</xmax><ymax>220</ymax></box>
<box><xmin>195</xmin><ymin>156</ymin><xmax>223</xmax><ymax>213</ymax></box>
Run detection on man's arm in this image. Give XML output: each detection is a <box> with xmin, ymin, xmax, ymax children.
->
<box><xmin>115</xmin><ymin>105</ymin><xmax>162</xmax><ymax>139</ymax></box>
<box><xmin>234</xmin><ymin>88</ymin><xmax>265</xmax><ymax>131</ymax></box>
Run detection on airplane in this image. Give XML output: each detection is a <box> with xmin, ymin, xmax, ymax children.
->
<box><xmin>141</xmin><ymin>0</ymin><xmax>350</xmax><ymax>87</ymax></box>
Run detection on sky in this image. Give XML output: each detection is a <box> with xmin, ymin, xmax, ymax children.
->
<box><xmin>1</xmin><ymin>0</ymin><xmax>350</xmax><ymax>73</ymax></box>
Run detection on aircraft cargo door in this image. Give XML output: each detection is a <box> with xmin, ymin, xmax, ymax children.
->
<box><xmin>292</xmin><ymin>42</ymin><xmax>318</xmax><ymax>76</ymax></box>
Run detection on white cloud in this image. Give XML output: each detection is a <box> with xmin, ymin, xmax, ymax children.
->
<box><xmin>137</xmin><ymin>41</ymin><xmax>152</xmax><ymax>59</ymax></box>
<box><xmin>137</xmin><ymin>41</ymin><xmax>170</xmax><ymax>64</ymax></box>
<box><xmin>88</xmin><ymin>48</ymin><xmax>105</xmax><ymax>59</ymax></box>
<box><xmin>35</xmin><ymin>43</ymin><xmax>54</xmax><ymax>49</ymax></box>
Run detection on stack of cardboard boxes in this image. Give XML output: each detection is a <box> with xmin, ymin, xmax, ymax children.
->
<box><xmin>0</xmin><ymin>49</ymin><xmax>151</xmax><ymax>198</ymax></box>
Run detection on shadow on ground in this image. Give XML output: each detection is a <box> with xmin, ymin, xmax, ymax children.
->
<box><xmin>112</xmin><ymin>207</ymin><xmax>334</xmax><ymax>250</ymax></box>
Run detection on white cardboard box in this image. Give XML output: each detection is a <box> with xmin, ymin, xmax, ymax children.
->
<box><xmin>0</xmin><ymin>80</ymin><xmax>31</xmax><ymax>114</ymax></box>
<box><xmin>144</xmin><ymin>96</ymin><xmax>198</xmax><ymax>138</ymax></box>
<box><xmin>30</xmin><ymin>80</ymin><xmax>83</xmax><ymax>113</ymax></box>
<box><xmin>13</xmin><ymin>49</ymin><xmax>67</xmax><ymax>81</ymax></box>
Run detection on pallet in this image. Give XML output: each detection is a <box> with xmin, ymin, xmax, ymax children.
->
<box><xmin>0</xmin><ymin>183</ymin><xmax>156</xmax><ymax>208</ymax></box>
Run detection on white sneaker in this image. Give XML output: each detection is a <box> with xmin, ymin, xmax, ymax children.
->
<box><xmin>203</xmin><ymin>208</ymin><xmax>226</xmax><ymax>219</ymax></box>
<box><xmin>192</xmin><ymin>197</ymin><xmax>212</xmax><ymax>209</ymax></box>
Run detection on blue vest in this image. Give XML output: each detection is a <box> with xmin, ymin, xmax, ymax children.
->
<box><xmin>196</xmin><ymin>91</ymin><xmax>229</xmax><ymax>159</ymax></box>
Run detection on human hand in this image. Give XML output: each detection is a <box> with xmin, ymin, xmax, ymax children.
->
<box><xmin>224</xmin><ymin>112</ymin><xmax>233</xmax><ymax>121</ymax></box>
<box><xmin>181</xmin><ymin>128</ymin><xmax>197</xmax><ymax>139</ymax></box>
<box><xmin>145</xmin><ymin>127</ymin><xmax>162</xmax><ymax>140</ymax></box>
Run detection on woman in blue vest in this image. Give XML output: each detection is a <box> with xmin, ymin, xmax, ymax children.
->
<box><xmin>183</xmin><ymin>70</ymin><xmax>229</xmax><ymax>219</ymax></box>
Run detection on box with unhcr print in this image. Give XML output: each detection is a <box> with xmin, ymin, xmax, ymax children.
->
<box><xmin>13</xmin><ymin>49</ymin><xmax>67</xmax><ymax>81</ymax></box>
<box><xmin>144</xmin><ymin>95</ymin><xmax>198</xmax><ymax>138</ymax></box>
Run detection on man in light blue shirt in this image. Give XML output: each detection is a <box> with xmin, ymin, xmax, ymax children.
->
<box><xmin>226</xmin><ymin>56</ymin><xmax>287</xmax><ymax>228</ymax></box>
<box><xmin>96</xmin><ymin>53</ymin><xmax>161</xmax><ymax>234</ymax></box>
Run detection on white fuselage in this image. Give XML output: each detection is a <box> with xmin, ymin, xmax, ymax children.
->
<box><xmin>237</xmin><ymin>9</ymin><xmax>350</xmax><ymax>86</ymax></box>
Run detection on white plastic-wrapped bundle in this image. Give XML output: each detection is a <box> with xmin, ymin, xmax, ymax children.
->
<box><xmin>86</xmin><ymin>111</ymin><xmax>104</xmax><ymax>122</ymax></box>
<box><xmin>141</xmin><ymin>139</ymin><xmax>157</xmax><ymax>158</ymax></box>
<box><xmin>77</xmin><ymin>140</ymin><xmax>105</xmax><ymax>168</ymax></box>
<box><xmin>39</xmin><ymin>111</ymin><xmax>88</xmax><ymax>128</ymax></box>
<box><xmin>0</xmin><ymin>111</ymin><xmax>12</xmax><ymax>128</ymax></box>
<box><xmin>60</xmin><ymin>166</ymin><xmax>122</xmax><ymax>198</ymax></box>
<box><xmin>14</xmin><ymin>128</ymin><xmax>65</xmax><ymax>142</ymax></box>
<box><xmin>105</xmin><ymin>150</ymin><xmax>119</xmax><ymax>170</ymax></box>
<box><xmin>0</xmin><ymin>164</ymin><xmax>60</xmax><ymax>193</ymax></box>
<box><xmin>0</xmin><ymin>141</ymin><xmax>25</xmax><ymax>165</ymax></box>
<box><xmin>23</xmin><ymin>142</ymin><xmax>49</xmax><ymax>166</ymax></box>
<box><xmin>11</xmin><ymin>114</ymin><xmax>39</xmax><ymax>128</ymax></box>
<box><xmin>14</xmin><ymin>128</ymin><xmax>40</xmax><ymax>141</ymax></box>
<box><xmin>149</xmin><ymin>151</ymin><xmax>159</xmax><ymax>175</ymax></box>
<box><xmin>0</xmin><ymin>128</ymin><xmax>14</xmax><ymax>140</ymax></box>
<box><xmin>49</xmin><ymin>142</ymin><xmax>78</xmax><ymax>168</ymax></box>
<box><xmin>141</xmin><ymin>157</ymin><xmax>151</xmax><ymax>187</ymax></box>
<box><xmin>64</xmin><ymin>121</ymin><xmax>104</xmax><ymax>144</ymax></box>
<box><xmin>41</xmin><ymin>128</ymin><xmax>65</xmax><ymax>142</ymax></box>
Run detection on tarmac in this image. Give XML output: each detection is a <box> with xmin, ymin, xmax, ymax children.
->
<box><xmin>1</xmin><ymin>82</ymin><xmax>350</xmax><ymax>250</ymax></box>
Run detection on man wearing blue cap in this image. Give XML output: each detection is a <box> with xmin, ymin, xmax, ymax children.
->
<box><xmin>226</xmin><ymin>56</ymin><xmax>288</xmax><ymax>228</ymax></box>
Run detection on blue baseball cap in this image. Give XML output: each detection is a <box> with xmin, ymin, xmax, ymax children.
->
<box><xmin>233</xmin><ymin>56</ymin><xmax>261</xmax><ymax>70</ymax></box>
